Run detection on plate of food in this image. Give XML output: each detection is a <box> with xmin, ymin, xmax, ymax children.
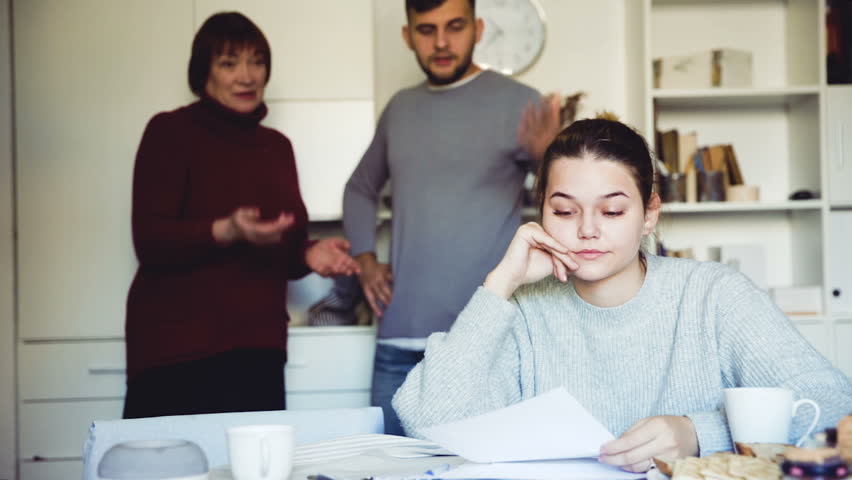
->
<box><xmin>650</xmin><ymin>442</ymin><xmax>787</xmax><ymax>480</ymax></box>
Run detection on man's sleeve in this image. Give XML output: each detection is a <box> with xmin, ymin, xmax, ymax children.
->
<box><xmin>342</xmin><ymin>108</ymin><xmax>391</xmax><ymax>256</ymax></box>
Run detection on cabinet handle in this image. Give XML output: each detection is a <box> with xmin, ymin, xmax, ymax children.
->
<box><xmin>841</xmin><ymin>122</ymin><xmax>846</xmax><ymax>169</ymax></box>
<box><xmin>88</xmin><ymin>366</ymin><xmax>126</xmax><ymax>375</ymax></box>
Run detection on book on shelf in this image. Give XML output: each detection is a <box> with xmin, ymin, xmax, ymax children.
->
<box><xmin>660</xmin><ymin>129</ymin><xmax>680</xmax><ymax>174</ymax></box>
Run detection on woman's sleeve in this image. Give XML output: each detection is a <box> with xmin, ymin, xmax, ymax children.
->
<box><xmin>277</xmin><ymin>138</ymin><xmax>313</xmax><ymax>280</ymax></box>
<box><xmin>688</xmin><ymin>271</ymin><xmax>852</xmax><ymax>455</ymax></box>
<box><xmin>392</xmin><ymin>287</ymin><xmax>535</xmax><ymax>439</ymax></box>
<box><xmin>131</xmin><ymin>114</ymin><xmax>223</xmax><ymax>266</ymax></box>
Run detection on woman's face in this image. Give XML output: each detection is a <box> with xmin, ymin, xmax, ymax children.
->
<box><xmin>542</xmin><ymin>155</ymin><xmax>659</xmax><ymax>283</ymax></box>
<box><xmin>205</xmin><ymin>48</ymin><xmax>267</xmax><ymax>113</ymax></box>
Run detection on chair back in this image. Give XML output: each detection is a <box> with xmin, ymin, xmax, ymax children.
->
<box><xmin>81</xmin><ymin>406</ymin><xmax>383</xmax><ymax>480</ymax></box>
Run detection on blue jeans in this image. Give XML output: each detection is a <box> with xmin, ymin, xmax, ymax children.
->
<box><xmin>370</xmin><ymin>343</ymin><xmax>425</xmax><ymax>436</ymax></box>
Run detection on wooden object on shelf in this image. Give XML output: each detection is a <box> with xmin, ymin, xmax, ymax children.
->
<box><xmin>654</xmin><ymin>48</ymin><xmax>753</xmax><ymax>89</ymax></box>
<box><xmin>660</xmin><ymin>129</ymin><xmax>680</xmax><ymax>173</ymax></box>
<box><xmin>678</xmin><ymin>131</ymin><xmax>698</xmax><ymax>174</ymax></box>
<box><xmin>723</xmin><ymin>144</ymin><xmax>745</xmax><ymax>186</ymax></box>
<box><xmin>726</xmin><ymin>185</ymin><xmax>760</xmax><ymax>202</ymax></box>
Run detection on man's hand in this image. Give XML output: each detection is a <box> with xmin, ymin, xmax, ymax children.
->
<box><xmin>355</xmin><ymin>252</ymin><xmax>393</xmax><ymax>317</ymax></box>
<box><xmin>305</xmin><ymin>237</ymin><xmax>361</xmax><ymax>277</ymax></box>
<box><xmin>599</xmin><ymin>415</ymin><xmax>699</xmax><ymax>473</ymax></box>
<box><xmin>517</xmin><ymin>92</ymin><xmax>563</xmax><ymax>163</ymax></box>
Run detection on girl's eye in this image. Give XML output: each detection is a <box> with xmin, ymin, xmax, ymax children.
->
<box><xmin>604</xmin><ymin>211</ymin><xmax>624</xmax><ymax>217</ymax></box>
<box><xmin>553</xmin><ymin>210</ymin><xmax>575</xmax><ymax>217</ymax></box>
<box><xmin>220</xmin><ymin>60</ymin><xmax>235</xmax><ymax>68</ymax></box>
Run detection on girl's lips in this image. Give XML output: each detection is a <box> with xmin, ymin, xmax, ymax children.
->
<box><xmin>575</xmin><ymin>250</ymin><xmax>606</xmax><ymax>260</ymax></box>
<box><xmin>235</xmin><ymin>92</ymin><xmax>256</xmax><ymax>99</ymax></box>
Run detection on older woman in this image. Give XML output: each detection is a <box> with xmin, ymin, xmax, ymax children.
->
<box><xmin>123</xmin><ymin>12</ymin><xmax>359</xmax><ymax>418</ymax></box>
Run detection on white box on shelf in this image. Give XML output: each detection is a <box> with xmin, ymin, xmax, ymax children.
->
<box><xmin>654</xmin><ymin>48</ymin><xmax>752</xmax><ymax>89</ymax></box>
<box><xmin>769</xmin><ymin>286</ymin><xmax>823</xmax><ymax>316</ymax></box>
<box><xmin>708</xmin><ymin>244</ymin><xmax>767</xmax><ymax>290</ymax></box>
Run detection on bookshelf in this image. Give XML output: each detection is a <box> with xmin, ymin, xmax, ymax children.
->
<box><xmin>636</xmin><ymin>0</ymin><xmax>852</xmax><ymax>378</ymax></box>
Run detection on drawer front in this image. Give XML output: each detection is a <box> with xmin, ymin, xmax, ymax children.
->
<box><xmin>19</xmin><ymin>341</ymin><xmax>126</xmax><ymax>400</ymax></box>
<box><xmin>286</xmin><ymin>391</ymin><xmax>371</xmax><ymax>410</ymax></box>
<box><xmin>20</xmin><ymin>460</ymin><xmax>83</xmax><ymax>480</ymax></box>
<box><xmin>20</xmin><ymin>400</ymin><xmax>123</xmax><ymax>460</ymax></box>
<box><xmin>285</xmin><ymin>332</ymin><xmax>375</xmax><ymax>392</ymax></box>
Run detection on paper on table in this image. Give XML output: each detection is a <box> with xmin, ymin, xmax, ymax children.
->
<box><xmin>439</xmin><ymin>458</ymin><xmax>647</xmax><ymax>480</ymax></box>
<box><xmin>419</xmin><ymin>387</ymin><xmax>614</xmax><ymax>463</ymax></box>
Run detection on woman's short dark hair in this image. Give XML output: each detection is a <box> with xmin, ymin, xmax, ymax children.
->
<box><xmin>188</xmin><ymin>12</ymin><xmax>271</xmax><ymax>97</ymax></box>
<box><xmin>534</xmin><ymin>118</ymin><xmax>656</xmax><ymax>213</ymax></box>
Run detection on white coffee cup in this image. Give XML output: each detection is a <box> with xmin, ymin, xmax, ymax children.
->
<box><xmin>227</xmin><ymin>424</ymin><xmax>295</xmax><ymax>480</ymax></box>
<box><xmin>724</xmin><ymin>387</ymin><xmax>820</xmax><ymax>446</ymax></box>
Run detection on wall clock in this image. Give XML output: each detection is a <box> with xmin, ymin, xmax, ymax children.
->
<box><xmin>474</xmin><ymin>0</ymin><xmax>547</xmax><ymax>76</ymax></box>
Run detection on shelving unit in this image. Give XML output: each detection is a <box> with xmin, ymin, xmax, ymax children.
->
<box><xmin>639</xmin><ymin>0</ymin><xmax>851</xmax><ymax>378</ymax></box>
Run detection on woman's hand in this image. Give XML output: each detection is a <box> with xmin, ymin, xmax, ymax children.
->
<box><xmin>599</xmin><ymin>415</ymin><xmax>699</xmax><ymax>473</ymax></box>
<box><xmin>305</xmin><ymin>237</ymin><xmax>361</xmax><ymax>277</ymax></box>
<box><xmin>483</xmin><ymin>222</ymin><xmax>578</xmax><ymax>299</ymax></box>
<box><xmin>213</xmin><ymin>207</ymin><xmax>294</xmax><ymax>246</ymax></box>
<box><xmin>355</xmin><ymin>252</ymin><xmax>393</xmax><ymax>317</ymax></box>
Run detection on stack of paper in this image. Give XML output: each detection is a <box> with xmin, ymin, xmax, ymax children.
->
<box><xmin>420</xmin><ymin>387</ymin><xmax>645</xmax><ymax>479</ymax></box>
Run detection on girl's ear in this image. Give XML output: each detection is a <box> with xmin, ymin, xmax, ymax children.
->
<box><xmin>643</xmin><ymin>193</ymin><xmax>661</xmax><ymax>236</ymax></box>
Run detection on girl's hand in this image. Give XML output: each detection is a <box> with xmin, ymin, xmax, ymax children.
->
<box><xmin>599</xmin><ymin>415</ymin><xmax>699</xmax><ymax>473</ymax></box>
<box><xmin>483</xmin><ymin>222</ymin><xmax>578</xmax><ymax>299</ymax></box>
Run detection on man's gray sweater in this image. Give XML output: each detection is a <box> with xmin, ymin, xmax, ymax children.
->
<box><xmin>343</xmin><ymin>71</ymin><xmax>539</xmax><ymax>339</ymax></box>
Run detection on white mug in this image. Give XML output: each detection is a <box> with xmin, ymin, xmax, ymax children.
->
<box><xmin>724</xmin><ymin>387</ymin><xmax>820</xmax><ymax>446</ymax></box>
<box><xmin>227</xmin><ymin>424</ymin><xmax>295</xmax><ymax>480</ymax></box>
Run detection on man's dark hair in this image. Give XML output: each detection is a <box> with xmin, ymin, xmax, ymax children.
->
<box><xmin>405</xmin><ymin>0</ymin><xmax>475</xmax><ymax>16</ymax></box>
<box><xmin>188</xmin><ymin>12</ymin><xmax>271</xmax><ymax>97</ymax></box>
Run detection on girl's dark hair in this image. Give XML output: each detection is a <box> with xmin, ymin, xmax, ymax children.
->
<box><xmin>188</xmin><ymin>12</ymin><xmax>271</xmax><ymax>97</ymax></box>
<box><xmin>534</xmin><ymin>118</ymin><xmax>656</xmax><ymax>214</ymax></box>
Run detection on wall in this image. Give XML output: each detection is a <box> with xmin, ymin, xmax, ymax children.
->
<box><xmin>0</xmin><ymin>0</ymin><xmax>16</xmax><ymax>478</ymax></box>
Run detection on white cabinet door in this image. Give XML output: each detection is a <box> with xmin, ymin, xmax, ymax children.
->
<box><xmin>285</xmin><ymin>327</ymin><xmax>375</xmax><ymax>393</ymax></box>
<box><xmin>14</xmin><ymin>0</ymin><xmax>195</xmax><ymax>339</ymax></box>
<box><xmin>828</xmin><ymin>211</ymin><xmax>852</xmax><ymax>315</ymax></box>
<box><xmin>20</xmin><ymin>460</ymin><xmax>83</xmax><ymax>480</ymax></box>
<box><xmin>194</xmin><ymin>0</ymin><xmax>374</xmax><ymax>101</ymax></box>
<box><xmin>836</xmin><ymin>320</ymin><xmax>852</xmax><ymax>379</ymax></box>
<box><xmin>19</xmin><ymin>342</ymin><xmax>126</xmax><ymax>400</ymax></box>
<box><xmin>264</xmin><ymin>100</ymin><xmax>374</xmax><ymax>220</ymax></box>
<box><xmin>827</xmin><ymin>86</ymin><xmax>852</xmax><ymax>204</ymax></box>
<box><xmin>19</xmin><ymin>400</ymin><xmax>123</xmax><ymax>461</ymax></box>
<box><xmin>793</xmin><ymin>320</ymin><xmax>832</xmax><ymax>364</ymax></box>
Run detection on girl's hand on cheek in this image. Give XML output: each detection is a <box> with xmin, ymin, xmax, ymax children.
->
<box><xmin>484</xmin><ymin>222</ymin><xmax>578</xmax><ymax>299</ymax></box>
<box><xmin>599</xmin><ymin>415</ymin><xmax>698</xmax><ymax>473</ymax></box>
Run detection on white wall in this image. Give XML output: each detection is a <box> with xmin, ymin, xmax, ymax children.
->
<box><xmin>372</xmin><ymin>0</ymin><xmax>635</xmax><ymax>123</ymax></box>
<box><xmin>0</xmin><ymin>0</ymin><xmax>17</xmax><ymax>478</ymax></box>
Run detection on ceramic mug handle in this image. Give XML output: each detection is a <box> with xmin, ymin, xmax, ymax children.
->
<box><xmin>791</xmin><ymin>398</ymin><xmax>821</xmax><ymax>447</ymax></box>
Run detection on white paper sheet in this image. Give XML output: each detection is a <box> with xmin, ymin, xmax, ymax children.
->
<box><xmin>419</xmin><ymin>387</ymin><xmax>615</xmax><ymax>463</ymax></box>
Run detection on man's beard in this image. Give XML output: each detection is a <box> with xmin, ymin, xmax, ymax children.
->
<box><xmin>419</xmin><ymin>51</ymin><xmax>475</xmax><ymax>86</ymax></box>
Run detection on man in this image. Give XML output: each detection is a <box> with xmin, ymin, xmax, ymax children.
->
<box><xmin>343</xmin><ymin>0</ymin><xmax>560</xmax><ymax>435</ymax></box>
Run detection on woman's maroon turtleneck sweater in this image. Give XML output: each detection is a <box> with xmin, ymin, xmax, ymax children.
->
<box><xmin>125</xmin><ymin>97</ymin><xmax>311</xmax><ymax>379</ymax></box>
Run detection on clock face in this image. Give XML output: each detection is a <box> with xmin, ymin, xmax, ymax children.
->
<box><xmin>473</xmin><ymin>0</ymin><xmax>546</xmax><ymax>76</ymax></box>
